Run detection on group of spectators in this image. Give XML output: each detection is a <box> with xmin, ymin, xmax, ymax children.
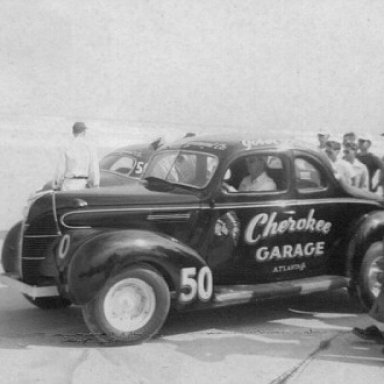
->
<box><xmin>317</xmin><ymin>130</ymin><xmax>384</xmax><ymax>350</ymax></box>
<box><xmin>317</xmin><ymin>130</ymin><xmax>384</xmax><ymax>194</ymax></box>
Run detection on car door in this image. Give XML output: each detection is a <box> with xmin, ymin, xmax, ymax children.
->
<box><xmin>207</xmin><ymin>150</ymin><xmax>297</xmax><ymax>284</ymax></box>
<box><xmin>208</xmin><ymin>149</ymin><xmax>353</xmax><ymax>285</ymax></box>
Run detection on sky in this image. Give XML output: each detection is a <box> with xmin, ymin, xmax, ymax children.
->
<box><xmin>1</xmin><ymin>0</ymin><xmax>384</xmax><ymax>137</ymax></box>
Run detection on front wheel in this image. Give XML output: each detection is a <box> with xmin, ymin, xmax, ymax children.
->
<box><xmin>81</xmin><ymin>266</ymin><xmax>170</xmax><ymax>345</ymax></box>
<box><xmin>356</xmin><ymin>241</ymin><xmax>384</xmax><ymax>310</ymax></box>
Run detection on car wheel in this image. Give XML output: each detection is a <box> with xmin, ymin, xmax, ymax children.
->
<box><xmin>81</xmin><ymin>266</ymin><xmax>170</xmax><ymax>345</ymax></box>
<box><xmin>24</xmin><ymin>295</ymin><xmax>72</xmax><ymax>309</ymax></box>
<box><xmin>1</xmin><ymin>221</ymin><xmax>22</xmax><ymax>273</ymax></box>
<box><xmin>357</xmin><ymin>241</ymin><xmax>384</xmax><ymax>310</ymax></box>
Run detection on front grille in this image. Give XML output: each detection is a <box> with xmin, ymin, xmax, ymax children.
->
<box><xmin>21</xmin><ymin>237</ymin><xmax>57</xmax><ymax>284</ymax></box>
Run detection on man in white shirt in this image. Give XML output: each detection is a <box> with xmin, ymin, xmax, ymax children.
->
<box><xmin>238</xmin><ymin>156</ymin><xmax>277</xmax><ymax>192</ymax></box>
<box><xmin>343</xmin><ymin>142</ymin><xmax>369</xmax><ymax>191</ymax></box>
<box><xmin>325</xmin><ymin>139</ymin><xmax>355</xmax><ymax>186</ymax></box>
<box><xmin>53</xmin><ymin>122</ymin><xmax>100</xmax><ymax>191</ymax></box>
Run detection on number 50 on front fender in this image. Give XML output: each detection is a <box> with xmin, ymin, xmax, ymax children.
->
<box><xmin>179</xmin><ymin>266</ymin><xmax>213</xmax><ymax>303</ymax></box>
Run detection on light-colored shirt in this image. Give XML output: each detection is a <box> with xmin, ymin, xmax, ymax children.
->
<box><xmin>348</xmin><ymin>159</ymin><xmax>369</xmax><ymax>191</ymax></box>
<box><xmin>238</xmin><ymin>172</ymin><xmax>277</xmax><ymax>192</ymax></box>
<box><xmin>53</xmin><ymin>136</ymin><xmax>100</xmax><ymax>189</ymax></box>
<box><xmin>332</xmin><ymin>158</ymin><xmax>355</xmax><ymax>186</ymax></box>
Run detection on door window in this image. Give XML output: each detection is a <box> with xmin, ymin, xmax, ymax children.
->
<box><xmin>223</xmin><ymin>154</ymin><xmax>287</xmax><ymax>193</ymax></box>
<box><xmin>294</xmin><ymin>157</ymin><xmax>326</xmax><ymax>191</ymax></box>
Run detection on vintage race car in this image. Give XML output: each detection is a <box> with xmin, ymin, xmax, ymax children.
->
<box><xmin>1</xmin><ymin>135</ymin><xmax>384</xmax><ymax>344</ymax></box>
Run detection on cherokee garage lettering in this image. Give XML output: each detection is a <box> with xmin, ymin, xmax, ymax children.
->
<box><xmin>244</xmin><ymin>209</ymin><xmax>332</xmax><ymax>245</ymax></box>
<box><xmin>255</xmin><ymin>242</ymin><xmax>325</xmax><ymax>262</ymax></box>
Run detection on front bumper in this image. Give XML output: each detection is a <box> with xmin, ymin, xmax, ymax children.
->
<box><xmin>0</xmin><ymin>273</ymin><xmax>59</xmax><ymax>299</ymax></box>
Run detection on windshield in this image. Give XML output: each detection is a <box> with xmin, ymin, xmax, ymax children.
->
<box><xmin>143</xmin><ymin>150</ymin><xmax>219</xmax><ymax>189</ymax></box>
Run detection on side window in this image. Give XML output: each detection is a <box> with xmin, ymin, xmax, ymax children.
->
<box><xmin>109</xmin><ymin>156</ymin><xmax>136</xmax><ymax>175</ymax></box>
<box><xmin>223</xmin><ymin>154</ymin><xmax>287</xmax><ymax>193</ymax></box>
<box><xmin>294</xmin><ymin>157</ymin><xmax>325</xmax><ymax>191</ymax></box>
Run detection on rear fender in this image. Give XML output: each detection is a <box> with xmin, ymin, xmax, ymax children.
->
<box><xmin>346</xmin><ymin>210</ymin><xmax>384</xmax><ymax>281</ymax></box>
<box><xmin>67</xmin><ymin>230</ymin><xmax>208</xmax><ymax>305</ymax></box>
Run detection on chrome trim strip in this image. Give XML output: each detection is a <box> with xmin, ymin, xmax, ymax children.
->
<box><xmin>24</xmin><ymin>235</ymin><xmax>60</xmax><ymax>239</ymax></box>
<box><xmin>147</xmin><ymin>213</ymin><xmax>191</xmax><ymax>221</ymax></box>
<box><xmin>22</xmin><ymin>257</ymin><xmax>46</xmax><ymax>260</ymax></box>
<box><xmin>51</xmin><ymin>192</ymin><xmax>62</xmax><ymax>235</ymax></box>
<box><xmin>60</xmin><ymin>205</ymin><xmax>201</xmax><ymax>228</ymax></box>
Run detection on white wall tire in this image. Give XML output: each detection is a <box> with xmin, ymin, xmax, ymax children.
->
<box><xmin>82</xmin><ymin>266</ymin><xmax>170</xmax><ymax>344</ymax></box>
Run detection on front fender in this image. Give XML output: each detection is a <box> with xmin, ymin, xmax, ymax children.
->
<box><xmin>67</xmin><ymin>230</ymin><xmax>207</xmax><ymax>304</ymax></box>
<box><xmin>346</xmin><ymin>210</ymin><xmax>384</xmax><ymax>280</ymax></box>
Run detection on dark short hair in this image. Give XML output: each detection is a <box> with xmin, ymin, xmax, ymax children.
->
<box><xmin>325</xmin><ymin>140</ymin><xmax>341</xmax><ymax>151</ymax></box>
<box><xmin>343</xmin><ymin>132</ymin><xmax>355</xmax><ymax>138</ymax></box>
<box><xmin>72</xmin><ymin>122</ymin><xmax>88</xmax><ymax>135</ymax></box>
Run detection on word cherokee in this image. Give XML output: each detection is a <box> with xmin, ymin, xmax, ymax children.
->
<box><xmin>244</xmin><ymin>209</ymin><xmax>332</xmax><ymax>245</ymax></box>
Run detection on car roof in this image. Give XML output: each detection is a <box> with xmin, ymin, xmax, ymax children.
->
<box><xmin>162</xmin><ymin>134</ymin><xmax>318</xmax><ymax>157</ymax></box>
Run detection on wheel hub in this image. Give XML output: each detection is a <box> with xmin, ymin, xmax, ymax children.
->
<box><xmin>368</xmin><ymin>256</ymin><xmax>384</xmax><ymax>298</ymax></box>
<box><xmin>103</xmin><ymin>278</ymin><xmax>156</xmax><ymax>332</ymax></box>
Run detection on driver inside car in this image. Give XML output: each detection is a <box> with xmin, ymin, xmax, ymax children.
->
<box><xmin>238</xmin><ymin>155</ymin><xmax>277</xmax><ymax>192</ymax></box>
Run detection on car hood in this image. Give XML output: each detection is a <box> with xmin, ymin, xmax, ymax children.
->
<box><xmin>54</xmin><ymin>181</ymin><xmax>201</xmax><ymax>211</ymax></box>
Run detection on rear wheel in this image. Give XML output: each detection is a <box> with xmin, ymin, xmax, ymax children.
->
<box><xmin>356</xmin><ymin>241</ymin><xmax>384</xmax><ymax>310</ymax></box>
<box><xmin>81</xmin><ymin>266</ymin><xmax>170</xmax><ymax>345</ymax></box>
<box><xmin>24</xmin><ymin>295</ymin><xmax>72</xmax><ymax>310</ymax></box>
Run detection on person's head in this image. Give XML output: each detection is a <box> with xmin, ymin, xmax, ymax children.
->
<box><xmin>357</xmin><ymin>135</ymin><xmax>372</xmax><ymax>152</ymax></box>
<box><xmin>343</xmin><ymin>132</ymin><xmax>356</xmax><ymax>147</ymax></box>
<box><xmin>72</xmin><ymin>122</ymin><xmax>88</xmax><ymax>136</ymax></box>
<box><xmin>245</xmin><ymin>156</ymin><xmax>266</xmax><ymax>178</ymax></box>
<box><xmin>325</xmin><ymin>140</ymin><xmax>341</xmax><ymax>162</ymax></box>
<box><xmin>343</xmin><ymin>142</ymin><xmax>358</xmax><ymax>163</ymax></box>
<box><xmin>317</xmin><ymin>130</ymin><xmax>330</xmax><ymax>148</ymax></box>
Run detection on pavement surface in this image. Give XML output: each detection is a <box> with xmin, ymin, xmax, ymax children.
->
<box><xmin>0</xmin><ymin>238</ymin><xmax>383</xmax><ymax>384</ymax></box>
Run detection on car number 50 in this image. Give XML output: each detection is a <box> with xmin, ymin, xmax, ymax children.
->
<box><xmin>180</xmin><ymin>267</ymin><xmax>213</xmax><ymax>303</ymax></box>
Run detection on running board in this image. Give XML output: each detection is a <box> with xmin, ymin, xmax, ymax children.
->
<box><xmin>213</xmin><ymin>275</ymin><xmax>349</xmax><ymax>307</ymax></box>
<box><xmin>0</xmin><ymin>273</ymin><xmax>59</xmax><ymax>299</ymax></box>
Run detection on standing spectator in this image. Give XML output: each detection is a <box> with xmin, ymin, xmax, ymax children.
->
<box><xmin>53</xmin><ymin>122</ymin><xmax>100</xmax><ymax>191</ymax></box>
<box><xmin>343</xmin><ymin>142</ymin><xmax>369</xmax><ymax>190</ymax></box>
<box><xmin>357</xmin><ymin>135</ymin><xmax>384</xmax><ymax>192</ymax></box>
<box><xmin>342</xmin><ymin>132</ymin><xmax>357</xmax><ymax>148</ymax></box>
<box><xmin>317</xmin><ymin>129</ymin><xmax>330</xmax><ymax>152</ymax></box>
<box><xmin>325</xmin><ymin>139</ymin><xmax>355</xmax><ymax>186</ymax></box>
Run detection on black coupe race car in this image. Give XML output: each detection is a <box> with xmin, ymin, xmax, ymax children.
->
<box><xmin>1</xmin><ymin>135</ymin><xmax>384</xmax><ymax>344</ymax></box>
